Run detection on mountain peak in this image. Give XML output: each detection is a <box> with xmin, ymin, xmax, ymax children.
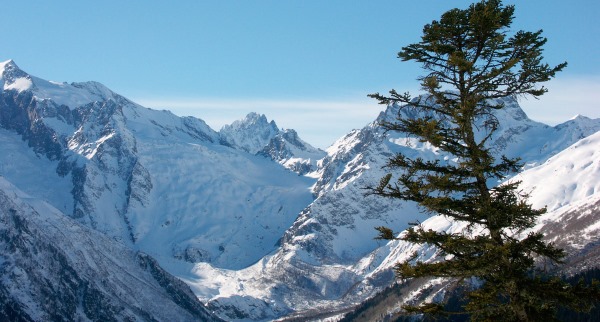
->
<box><xmin>0</xmin><ymin>61</ymin><xmax>121</xmax><ymax>107</ymax></box>
<box><xmin>219</xmin><ymin>112</ymin><xmax>280</xmax><ymax>154</ymax></box>
<box><xmin>570</xmin><ymin>114</ymin><xmax>590</xmax><ymax>121</ymax></box>
<box><xmin>242</xmin><ymin>112</ymin><xmax>278</xmax><ymax>129</ymax></box>
<box><xmin>245</xmin><ymin>111</ymin><xmax>265</xmax><ymax>121</ymax></box>
<box><xmin>555</xmin><ymin>113</ymin><xmax>598</xmax><ymax>132</ymax></box>
<box><xmin>0</xmin><ymin>59</ymin><xmax>27</xmax><ymax>79</ymax></box>
<box><xmin>0</xmin><ymin>59</ymin><xmax>18</xmax><ymax>72</ymax></box>
<box><xmin>0</xmin><ymin>59</ymin><xmax>33</xmax><ymax>93</ymax></box>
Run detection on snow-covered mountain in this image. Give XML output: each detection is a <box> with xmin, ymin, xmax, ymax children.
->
<box><xmin>182</xmin><ymin>97</ymin><xmax>600</xmax><ymax>320</ymax></box>
<box><xmin>220</xmin><ymin>112</ymin><xmax>325</xmax><ymax>174</ymax></box>
<box><xmin>519</xmin><ymin>130</ymin><xmax>600</xmax><ymax>273</ymax></box>
<box><xmin>279</xmin><ymin>96</ymin><xmax>600</xmax><ymax>271</ymax></box>
<box><xmin>334</xmin><ymin>130</ymin><xmax>600</xmax><ymax>320</ymax></box>
<box><xmin>0</xmin><ymin>60</ymin><xmax>317</xmax><ymax>273</ymax></box>
<box><xmin>0</xmin><ymin>176</ymin><xmax>223</xmax><ymax>321</ymax></box>
<box><xmin>1</xmin><ymin>59</ymin><xmax>600</xmax><ymax>321</ymax></box>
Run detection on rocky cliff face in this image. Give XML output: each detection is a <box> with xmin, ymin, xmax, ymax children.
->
<box><xmin>1</xmin><ymin>60</ymin><xmax>164</xmax><ymax>242</ymax></box>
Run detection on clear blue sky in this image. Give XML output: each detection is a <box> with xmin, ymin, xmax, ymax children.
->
<box><xmin>2</xmin><ymin>1</ymin><xmax>599</xmax><ymax>148</ymax></box>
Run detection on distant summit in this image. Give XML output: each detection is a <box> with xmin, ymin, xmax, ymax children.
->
<box><xmin>1</xmin><ymin>59</ymin><xmax>33</xmax><ymax>93</ymax></box>
<box><xmin>220</xmin><ymin>112</ymin><xmax>325</xmax><ymax>174</ymax></box>
<box><xmin>219</xmin><ymin>112</ymin><xmax>279</xmax><ymax>154</ymax></box>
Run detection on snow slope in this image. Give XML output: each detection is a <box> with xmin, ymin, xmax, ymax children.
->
<box><xmin>514</xmin><ymin>130</ymin><xmax>600</xmax><ymax>212</ymax></box>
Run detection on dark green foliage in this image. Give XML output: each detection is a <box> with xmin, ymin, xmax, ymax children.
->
<box><xmin>368</xmin><ymin>0</ymin><xmax>600</xmax><ymax>320</ymax></box>
<box><xmin>342</xmin><ymin>269</ymin><xmax>600</xmax><ymax>322</ymax></box>
<box><xmin>557</xmin><ymin>268</ymin><xmax>600</xmax><ymax>321</ymax></box>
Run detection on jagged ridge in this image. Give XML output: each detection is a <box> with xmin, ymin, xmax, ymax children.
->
<box><xmin>220</xmin><ymin>112</ymin><xmax>325</xmax><ymax>174</ymax></box>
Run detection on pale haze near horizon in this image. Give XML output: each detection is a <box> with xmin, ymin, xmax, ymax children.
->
<box><xmin>1</xmin><ymin>1</ymin><xmax>598</xmax><ymax>149</ymax></box>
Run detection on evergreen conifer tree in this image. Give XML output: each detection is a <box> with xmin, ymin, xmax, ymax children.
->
<box><xmin>369</xmin><ymin>1</ymin><xmax>600</xmax><ymax>320</ymax></box>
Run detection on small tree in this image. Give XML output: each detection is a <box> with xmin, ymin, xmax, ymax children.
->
<box><xmin>369</xmin><ymin>0</ymin><xmax>599</xmax><ymax>320</ymax></box>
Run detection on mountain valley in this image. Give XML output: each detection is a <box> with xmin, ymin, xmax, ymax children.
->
<box><xmin>1</xmin><ymin>60</ymin><xmax>599</xmax><ymax>321</ymax></box>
